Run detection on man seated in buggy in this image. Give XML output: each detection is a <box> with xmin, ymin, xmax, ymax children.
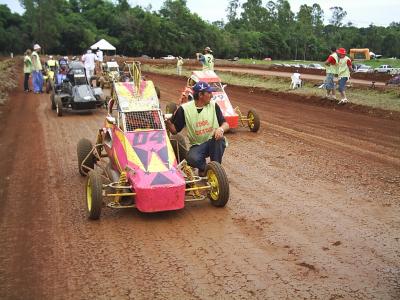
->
<box><xmin>55</xmin><ymin>57</ymin><xmax>69</xmax><ymax>87</ymax></box>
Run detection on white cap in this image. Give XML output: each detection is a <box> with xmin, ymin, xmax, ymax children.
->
<box><xmin>49</xmin><ymin>55</ymin><xmax>53</xmax><ymax>59</ymax></box>
<box><xmin>33</xmin><ymin>44</ymin><xmax>41</xmax><ymax>50</ymax></box>
<box><xmin>87</xmin><ymin>49</ymin><xmax>92</xmax><ymax>54</ymax></box>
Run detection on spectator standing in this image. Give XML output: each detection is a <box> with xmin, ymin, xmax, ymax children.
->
<box><xmin>165</xmin><ymin>81</ymin><xmax>229</xmax><ymax>176</ymax></box>
<box><xmin>23</xmin><ymin>49</ymin><xmax>32</xmax><ymax>92</ymax></box>
<box><xmin>96</xmin><ymin>47</ymin><xmax>103</xmax><ymax>73</ymax></box>
<box><xmin>82</xmin><ymin>49</ymin><xmax>97</xmax><ymax>85</ymax></box>
<box><xmin>96</xmin><ymin>47</ymin><xmax>103</xmax><ymax>63</ymax></box>
<box><xmin>31</xmin><ymin>44</ymin><xmax>43</xmax><ymax>93</ymax></box>
<box><xmin>176</xmin><ymin>56</ymin><xmax>184</xmax><ymax>75</ymax></box>
<box><xmin>324</xmin><ymin>47</ymin><xmax>339</xmax><ymax>99</ymax></box>
<box><xmin>290</xmin><ymin>70</ymin><xmax>302</xmax><ymax>89</ymax></box>
<box><xmin>46</xmin><ymin>55</ymin><xmax>58</xmax><ymax>71</ymax></box>
<box><xmin>196</xmin><ymin>47</ymin><xmax>214</xmax><ymax>71</ymax></box>
<box><xmin>336</xmin><ymin>48</ymin><xmax>353</xmax><ymax>104</ymax></box>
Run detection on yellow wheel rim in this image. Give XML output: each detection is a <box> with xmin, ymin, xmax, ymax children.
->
<box><xmin>208</xmin><ymin>170</ymin><xmax>220</xmax><ymax>201</ymax></box>
<box><xmin>248</xmin><ymin>112</ymin><xmax>255</xmax><ymax>129</ymax></box>
<box><xmin>86</xmin><ymin>178</ymin><xmax>92</xmax><ymax>211</ymax></box>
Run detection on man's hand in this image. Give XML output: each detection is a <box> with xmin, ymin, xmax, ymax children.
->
<box><xmin>165</xmin><ymin>118</ymin><xmax>177</xmax><ymax>135</ymax></box>
<box><xmin>214</xmin><ymin>127</ymin><xmax>224</xmax><ymax>140</ymax></box>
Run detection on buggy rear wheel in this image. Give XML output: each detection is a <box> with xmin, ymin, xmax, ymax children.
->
<box><xmin>77</xmin><ymin>138</ymin><xmax>95</xmax><ymax>176</ymax></box>
<box><xmin>247</xmin><ymin>109</ymin><xmax>260</xmax><ymax>132</ymax></box>
<box><xmin>55</xmin><ymin>96</ymin><xmax>63</xmax><ymax>117</ymax></box>
<box><xmin>166</xmin><ymin>102</ymin><xmax>178</xmax><ymax>114</ymax></box>
<box><xmin>86</xmin><ymin>170</ymin><xmax>103</xmax><ymax>220</ymax></box>
<box><xmin>205</xmin><ymin>161</ymin><xmax>229</xmax><ymax>207</ymax></box>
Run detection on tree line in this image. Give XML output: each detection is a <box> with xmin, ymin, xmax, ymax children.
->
<box><xmin>1</xmin><ymin>0</ymin><xmax>399</xmax><ymax>60</ymax></box>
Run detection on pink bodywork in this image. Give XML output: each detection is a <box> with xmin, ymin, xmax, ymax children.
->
<box><xmin>189</xmin><ymin>71</ymin><xmax>239</xmax><ymax>129</ymax></box>
<box><xmin>104</xmin><ymin>80</ymin><xmax>186</xmax><ymax>212</ymax></box>
<box><xmin>105</xmin><ymin>127</ymin><xmax>185</xmax><ymax>212</ymax></box>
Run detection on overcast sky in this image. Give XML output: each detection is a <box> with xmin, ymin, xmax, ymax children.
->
<box><xmin>1</xmin><ymin>0</ymin><xmax>398</xmax><ymax>27</ymax></box>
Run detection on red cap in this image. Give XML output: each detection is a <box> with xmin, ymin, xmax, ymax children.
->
<box><xmin>336</xmin><ymin>48</ymin><xmax>347</xmax><ymax>55</ymax></box>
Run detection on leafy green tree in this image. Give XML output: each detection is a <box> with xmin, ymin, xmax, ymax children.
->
<box><xmin>0</xmin><ymin>0</ymin><xmax>395</xmax><ymax>59</ymax></box>
<box><xmin>329</xmin><ymin>6</ymin><xmax>347</xmax><ymax>27</ymax></box>
<box><xmin>0</xmin><ymin>5</ymin><xmax>27</xmax><ymax>53</ymax></box>
<box><xmin>20</xmin><ymin>0</ymin><xmax>65</xmax><ymax>52</ymax></box>
<box><xmin>226</xmin><ymin>0</ymin><xmax>240</xmax><ymax>23</ymax></box>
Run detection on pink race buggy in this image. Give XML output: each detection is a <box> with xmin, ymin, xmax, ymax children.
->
<box><xmin>77</xmin><ymin>62</ymin><xmax>229</xmax><ymax>219</ymax></box>
<box><xmin>167</xmin><ymin>70</ymin><xmax>260</xmax><ymax>132</ymax></box>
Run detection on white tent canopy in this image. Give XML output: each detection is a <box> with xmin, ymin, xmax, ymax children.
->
<box><xmin>90</xmin><ymin>39</ymin><xmax>116</xmax><ymax>51</ymax></box>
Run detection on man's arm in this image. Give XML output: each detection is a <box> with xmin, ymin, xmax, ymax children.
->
<box><xmin>165</xmin><ymin>106</ymin><xmax>185</xmax><ymax>134</ymax></box>
<box><xmin>165</xmin><ymin>118</ymin><xmax>177</xmax><ymax>134</ymax></box>
<box><xmin>347</xmin><ymin>59</ymin><xmax>353</xmax><ymax>72</ymax></box>
<box><xmin>325</xmin><ymin>55</ymin><xmax>335</xmax><ymax>66</ymax></box>
<box><xmin>214</xmin><ymin>104</ymin><xmax>229</xmax><ymax>140</ymax></box>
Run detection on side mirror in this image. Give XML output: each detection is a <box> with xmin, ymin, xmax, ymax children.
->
<box><xmin>106</xmin><ymin>116</ymin><xmax>116</xmax><ymax>125</ymax></box>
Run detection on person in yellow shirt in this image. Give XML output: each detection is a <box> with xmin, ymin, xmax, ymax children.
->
<box><xmin>324</xmin><ymin>47</ymin><xmax>339</xmax><ymax>99</ymax></box>
<box><xmin>23</xmin><ymin>49</ymin><xmax>32</xmax><ymax>92</ymax></box>
<box><xmin>336</xmin><ymin>48</ymin><xmax>353</xmax><ymax>104</ymax></box>
<box><xmin>31</xmin><ymin>44</ymin><xmax>43</xmax><ymax>93</ymax></box>
<box><xmin>165</xmin><ymin>81</ymin><xmax>229</xmax><ymax>176</ymax></box>
<box><xmin>196</xmin><ymin>47</ymin><xmax>214</xmax><ymax>71</ymax></box>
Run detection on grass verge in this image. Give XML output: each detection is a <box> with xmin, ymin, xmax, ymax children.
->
<box><xmin>142</xmin><ymin>64</ymin><xmax>400</xmax><ymax>112</ymax></box>
<box><xmin>235</xmin><ymin>58</ymin><xmax>400</xmax><ymax>69</ymax></box>
<box><xmin>0</xmin><ymin>59</ymin><xmax>17</xmax><ymax>105</ymax></box>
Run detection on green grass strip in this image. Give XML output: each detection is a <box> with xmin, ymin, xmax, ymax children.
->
<box><xmin>142</xmin><ymin>64</ymin><xmax>400</xmax><ymax>112</ymax></box>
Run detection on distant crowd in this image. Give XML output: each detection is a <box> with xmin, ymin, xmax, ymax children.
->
<box><xmin>23</xmin><ymin>45</ymin><xmax>104</xmax><ymax>93</ymax></box>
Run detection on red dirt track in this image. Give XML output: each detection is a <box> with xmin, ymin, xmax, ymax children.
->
<box><xmin>0</xmin><ymin>71</ymin><xmax>399</xmax><ymax>299</ymax></box>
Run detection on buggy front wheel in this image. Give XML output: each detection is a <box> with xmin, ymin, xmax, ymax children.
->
<box><xmin>205</xmin><ymin>161</ymin><xmax>229</xmax><ymax>207</ymax></box>
<box><xmin>77</xmin><ymin>138</ymin><xmax>95</xmax><ymax>176</ymax></box>
<box><xmin>86</xmin><ymin>171</ymin><xmax>103</xmax><ymax>220</ymax></box>
<box><xmin>55</xmin><ymin>96</ymin><xmax>63</xmax><ymax>117</ymax></box>
<box><xmin>247</xmin><ymin>109</ymin><xmax>260</xmax><ymax>132</ymax></box>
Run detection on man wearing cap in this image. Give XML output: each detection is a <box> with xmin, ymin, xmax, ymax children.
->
<box><xmin>196</xmin><ymin>47</ymin><xmax>215</xmax><ymax>71</ymax></box>
<box><xmin>336</xmin><ymin>48</ymin><xmax>353</xmax><ymax>104</ymax></box>
<box><xmin>31</xmin><ymin>44</ymin><xmax>43</xmax><ymax>93</ymax></box>
<box><xmin>324</xmin><ymin>47</ymin><xmax>339</xmax><ymax>99</ymax></box>
<box><xmin>166</xmin><ymin>81</ymin><xmax>229</xmax><ymax>176</ymax></box>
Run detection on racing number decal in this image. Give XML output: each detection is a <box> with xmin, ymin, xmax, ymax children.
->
<box><xmin>132</xmin><ymin>131</ymin><xmax>164</xmax><ymax>146</ymax></box>
<box><xmin>132</xmin><ymin>131</ymin><xmax>148</xmax><ymax>146</ymax></box>
<box><xmin>149</xmin><ymin>131</ymin><xmax>164</xmax><ymax>144</ymax></box>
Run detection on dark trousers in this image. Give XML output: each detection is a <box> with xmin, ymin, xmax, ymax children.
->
<box><xmin>24</xmin><ymin>73</ymin><xmax>30</xmax><ymax>91</ymax></box>
<box><xmin>187</xmin><ymin>138</ymin><xmax>226</xmax><ymax>172</ymax></box>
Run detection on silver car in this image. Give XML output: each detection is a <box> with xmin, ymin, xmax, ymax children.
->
<box><xmin>355</xmin><ymin>65</ymin><xmax>373</xmax><ymax>73</ymax></box>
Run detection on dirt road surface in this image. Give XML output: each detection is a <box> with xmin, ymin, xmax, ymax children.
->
<box><xmin>0</xmin><ymin>72</ymin><xmax>399</xmax><ymax>299</ymax></box>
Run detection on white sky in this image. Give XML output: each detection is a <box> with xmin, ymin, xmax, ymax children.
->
<box><xmin>1</xmin><ymin>0</ymin><xmax>399</xmax><ymax>27</ymax></box>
